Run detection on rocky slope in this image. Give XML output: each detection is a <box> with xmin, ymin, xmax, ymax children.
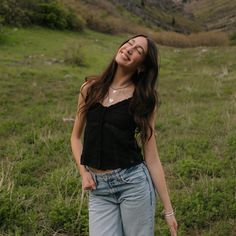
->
<box><xmin>108</xmin><ymin>0</ymin><xmax>200</xmax><ymax>33</ymax></box>
<box><xmin>183</xmin><ymin>0</ymin><xmax>236</xmax><ymax>32</ymax></box>
<box><xmin>66</xmin><ymin>0</ymin><xmax>235</xmax><ymax>33</ymax></box>
<box><xmin>109</xmin><ymin>0</ymin><xmax>235</xmax><ymax>32</ymax></box>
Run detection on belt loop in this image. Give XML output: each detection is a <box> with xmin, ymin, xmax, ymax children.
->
<box><xmin>94</xmin><ymin>174</ymin><xmax>98</xmax><ymax>186</ymax></box>
<box><xmin>115</xmin><ymin>170</ymin><xmax>121</xmax><ymax>181</ymax></box>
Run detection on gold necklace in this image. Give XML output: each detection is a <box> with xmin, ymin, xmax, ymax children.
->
<box><xmin>108</xmin><ymin>83</ymin><xmax>132</xmax><ymax>104</ymax></box>
<box><xmin>110</xmin><ymin>82</ymin><xmax>132</xmax><ymax>91</ymax></box>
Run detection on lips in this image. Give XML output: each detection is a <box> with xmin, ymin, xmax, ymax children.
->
<box><xmin>120</xmin><ymin>50</ymin><xmax>130</xmax><ymax>61</ymax></box>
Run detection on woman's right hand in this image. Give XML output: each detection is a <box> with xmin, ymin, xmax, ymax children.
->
<box><xmin>81</xmin><ymin>171</ymin><xmax>96</xmax><ymax>190</ymax></box>
<box><xmin>165</xmin><ymin>215</ymin><xmax>178</xmax><ymax>236</ymax></box>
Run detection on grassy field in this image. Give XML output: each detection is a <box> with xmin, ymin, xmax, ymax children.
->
<box><xmin>0</xmin><ymin>26</ymin><xmax>236</xmax><ymax>235</ymax></box>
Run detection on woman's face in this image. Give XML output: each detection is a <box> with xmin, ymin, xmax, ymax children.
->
<box><xmin>115</xmin><ymin>36</ymin><xmax>148</xmax><ymax>72</ymax></box>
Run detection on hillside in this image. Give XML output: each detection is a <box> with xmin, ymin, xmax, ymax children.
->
<box><xmin>107</xmin><ymin>0</ymin><xmax>202</xmax><ymax>33</ymax></box>
<box><xmin>1</xmin><ymin>0</ymin><xmax>235</xmax><ymax>35</ymax></box>
<box><xmin>0</xmin><ymin>26</ymin><xmax>236</xmax><ymax>235</ymax></box>
<box><xmin>63</xmin><ymin>0</ymin><xmax>235</xmax><ymax>34</ymax></box>
<box><xmin>62</xmin><ymin>0</ymin><xmax>202</xmax><ymax>33</ymax></box>
<box><xmin>184</xmin><ymin>0</ymin><xmax>236</xmax><ymax>32</ymax></box>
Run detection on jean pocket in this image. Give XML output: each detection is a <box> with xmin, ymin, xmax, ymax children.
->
<box><xmin>119</xmin><ymin>167</ymin><xmax>146</xmax><ymax>184</ymax></box>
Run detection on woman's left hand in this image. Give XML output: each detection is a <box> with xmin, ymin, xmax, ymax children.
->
<box><xmin>165</xmin><ymin>215</ymin><xmax>178</xmax><ymax>236</ymax></box>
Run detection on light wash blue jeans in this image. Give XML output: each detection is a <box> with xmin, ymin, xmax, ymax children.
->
<box><xmin>87</xmin><ymin>162</ymin><xmax>157</xmax><ymax>236</ymax></box>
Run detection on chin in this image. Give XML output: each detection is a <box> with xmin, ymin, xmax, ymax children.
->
<box><xmin>115</xmin><ymin>56</ymin><xmax>128</xmax><ymax>66</ymax></box>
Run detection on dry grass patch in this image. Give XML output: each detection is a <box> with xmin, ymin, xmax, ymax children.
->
<box><xmin>151</xmin><ymin>31</ymin><xmax>229</xmax><ymax>47</ymax></box>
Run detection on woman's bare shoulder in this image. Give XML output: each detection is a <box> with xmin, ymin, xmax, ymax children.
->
<box><xmin>80</xmin><ymin>79</ymin><xmax>96</xmax><ymax>98</ymax></box>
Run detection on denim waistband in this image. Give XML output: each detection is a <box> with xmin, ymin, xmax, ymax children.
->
<box><xmin>87</xmin><ymin>162</ymin><xmax>145</xmax><ymax>181</ymax></box>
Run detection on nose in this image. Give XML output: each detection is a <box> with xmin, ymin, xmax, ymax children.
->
<box><xmin>127</xmin><ymin>48</ymin><xmax>133</xmax><ymax>55</ymax></box>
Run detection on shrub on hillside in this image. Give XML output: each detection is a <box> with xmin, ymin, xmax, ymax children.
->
<box><xmin>229</xmin><ymin>32</ymin><xmax>236</xmax><ymax>45</ymax></box>
<box><xmin>86</xmin><ymin>14</ymin><xmax>115</xmax><ymax>34</ymax></box>
<box><xmin>63</xmin><ymin>42</ymin><xmax>87</xmax><ymax>67</ymax></box>
<box><xmin>84</xmin><ymin>10</ymin><xmax>133</xmax><ymax>35</ymax></box>
<box><xmin>66</xmin><ymin>7</ymin><xmax>85</xmax><ymax>31</ymax></box>
<box><xmin>0</xmin><ymin>0</ymin><xmax>85</xmax><ymax>31</ymax></box>
<box><xmin>37</xmin><ymin>2</ymin><xmax>68</xmax><ymax>30</ymax></box>
<box><xmin>37</xmin><ymin>1</ymin><xmax>84</xmax><ymax>31</ymax></box>
<box><xmin>0</xmin><ymin>16</ymin><xmax>6</xmax><ymax>44</ymax></box>
<box><xmin>0</xmin><ymin>0</ymin><xmax>36</xmax><ymax>26</ymax></box>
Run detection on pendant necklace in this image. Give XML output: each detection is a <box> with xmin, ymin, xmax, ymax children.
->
<box><xmin>108</xmin><ymin>83</ymin><xmax>132</xmax><ymax>104</ymax></box>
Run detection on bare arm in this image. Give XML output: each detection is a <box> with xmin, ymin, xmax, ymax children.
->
<box><xmin>143</xmin><ymin>109</ymin><xmax>173</xmax><ymax>212</ymax></box>
<box><xmin>143</xmin><ymin>108</ymin><xmax>178</xmax><ymax>235</ymax></box>
<box><xmin>70</xmin><ymin>83</ymin><xmax>87</xmax><ymax>176</ymax></box>
<box><xmin>70</xmin><ymin>81</ymin><xmax>96</xmax><ymax>189</ymax></box>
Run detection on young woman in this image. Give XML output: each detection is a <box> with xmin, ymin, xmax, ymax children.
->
<box><xmin>71</xmin><ymin>35</ymin><xmax>178</xmax><ymax>236</ymax></box>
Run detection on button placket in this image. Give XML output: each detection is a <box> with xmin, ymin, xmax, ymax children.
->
<box><xmin>97</xmin><ymin>108</ymin><xmax>106</xmax><ymax>168</ymax></box>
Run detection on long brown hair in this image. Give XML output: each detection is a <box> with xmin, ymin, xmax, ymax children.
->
<box><xmin>78</xmin><ymin>34</ymin><xmax>159</xmax><ymax>144</ymax></box>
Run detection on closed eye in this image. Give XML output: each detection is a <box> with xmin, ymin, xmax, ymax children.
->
<box><xmin>127</xmin><ymin>41</ymin><xmax>133</xmax><ymax>46</ymax></box>
<box><xmin>126</xmin><ymin>40</ymin><xmax>145</xmax><ymax>55</ymax></box>
<box><xmin>136</xmin><ymin>47</ymin><xmax>143</xmax><ymax>55</ymax></box>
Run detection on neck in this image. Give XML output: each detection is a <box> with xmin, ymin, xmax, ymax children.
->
<box><xmin>112</xmin><ymin>66</ymin><xmax>134</xmax><ymax>88</ymax></box>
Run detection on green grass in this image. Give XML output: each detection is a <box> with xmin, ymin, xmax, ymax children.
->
<box><xmin>0</xmin><ymin>26</ymin><xmax>236</xmax><ymax>235</ymax></box>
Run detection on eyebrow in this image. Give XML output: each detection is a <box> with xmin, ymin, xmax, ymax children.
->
<box><xmin>130</xmin><ymin>39</ymin><xmax>146</xmax><ymax>54</ymax></box>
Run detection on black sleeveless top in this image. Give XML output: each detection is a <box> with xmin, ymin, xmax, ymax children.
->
<box><xmin>80</xmin><ymin>97</ymin><xmax>144</xmax><ymax>170</ymax></box>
